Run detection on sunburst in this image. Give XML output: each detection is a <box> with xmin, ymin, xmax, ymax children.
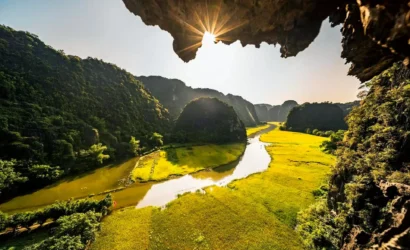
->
<box><xmin>174</xmin><ymin>0</ymin><xmax>248</xmax><ymax>55</ymax></box>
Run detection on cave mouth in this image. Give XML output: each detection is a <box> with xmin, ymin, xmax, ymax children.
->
<box><xmin>122</xmin><ymin>0</ymin><xmax>410</xmax><ymax>82</ymax></box>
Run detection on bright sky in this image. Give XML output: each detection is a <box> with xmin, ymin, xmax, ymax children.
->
<box><xmin>0</xmin><ymin>0</ymin><xmax>360</xmax><ymax>105</ymax></box>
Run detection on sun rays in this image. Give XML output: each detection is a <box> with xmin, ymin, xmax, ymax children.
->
<box><xmin>174</xmin><ymin>0</ymin><xmax>248</xmax><ymax>55</ymax></box>
<box><xmin>202</xmin><ymin>32</ymin><xmax>216</xmax><ymax>45</ymax></box>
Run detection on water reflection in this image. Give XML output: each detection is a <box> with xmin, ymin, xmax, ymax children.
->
<box><xmin>135</xmin><ymin>133</ymin><xmax>271</xmax><ymax>208</ymax></box>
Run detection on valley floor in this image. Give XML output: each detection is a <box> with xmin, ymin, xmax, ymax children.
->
<box><xmin>92</xmin><ymin>127</ymin><xmax>335</xmax><ymax>250</ymax></box>
<box><xmin>132</xmin><ymin>143</ymin><xmax>246</xmax><ymax>182</ymax></box>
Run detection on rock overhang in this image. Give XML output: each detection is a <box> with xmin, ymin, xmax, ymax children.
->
<box><xmin>123</xmin><ymin>0</ymin><xmax>410</xmax><ymax>82</ymax></box>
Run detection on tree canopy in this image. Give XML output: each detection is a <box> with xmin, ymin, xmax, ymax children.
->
<box><xmin>285</xmin><ymin>103</ymin><xmax>347</xmax><ymax>132</ymax></box>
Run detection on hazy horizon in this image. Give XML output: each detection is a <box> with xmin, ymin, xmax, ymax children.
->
<box><xmin>0</xmin><ymin>0</ymin><xmax>360</xmax><ymax>105</ymax></box>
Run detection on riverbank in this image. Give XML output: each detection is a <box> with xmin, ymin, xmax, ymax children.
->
<box><xmin>246</xmin><ymin>123</ymin><xmax>271</xmax><ymax>137</ymax></box>
<box><xmin>0</xmin><ymin>127</ymin><xmax>263</xmax><ymax>214</ymax></box>
<box><xmin>0</xmin><ymin>157</ymin><xmax>138</xmax><ymax>214</ymax></box>
<box><xmin>92</xmin><ymin>127</ymin><xmax>335</xmax><ymax>249</ymax></box>
<box><xmin>131</xmin><ymin>143</ymin><xmax>246</xmax><ymax>182</ymax></box>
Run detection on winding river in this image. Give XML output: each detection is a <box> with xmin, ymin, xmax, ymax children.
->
<box><xmin>0</xmin><ymin>125</ymin><xmax>275</xmax><ymax>213</ymax></box>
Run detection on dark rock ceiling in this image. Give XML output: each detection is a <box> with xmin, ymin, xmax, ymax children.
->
<box><xmin>122</xmin><ymin>0</ymin><xmax>410</xmax><ymax>82</ymax></box>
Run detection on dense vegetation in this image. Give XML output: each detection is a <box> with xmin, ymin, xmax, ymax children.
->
<box><xmin>284</xmin><ymin>103</ymin><xmax>347</xmax><ymax>132</ymax></box>
<box><xmin>298</xmin><ymin>64</ymin><xmax>410</xmax><ymax>248</ymax></box>
<box><xmin>0</xmin><ymin>25</ymin><xmax>170</xmax><ymax>201</ymax></box>
<box><xmin>319</xmin><ymin>130</ymin><xmax>345</xmax><ymax>155</ymax></box>
<box><xmin>137</xmin><ymin>76</ymin><xmax>260</xmax><ymax>126</ymax></box>
<box><xmin>0</xmin><ymin>195</ymin><xmax>112</xmax><ymax>250</ymax></box>
<box><xmin>173</xmin><ymin>98</ymin><xmax>247</xmax><ymax>144</ymax></box>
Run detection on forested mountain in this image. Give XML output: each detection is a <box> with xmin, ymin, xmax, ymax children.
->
<box><xmin>254</xmin><ymin>101</ymin><xmax>298</xmax><ymax>122</ymax></box>
<box><xmin>137</xmin><ymin>76</ymin><xmax>260</xmax><ymax>127</ymax></box>
<box><xmin>173</xmin><ymin>98</ymin><xmax>246</xmax><ymax>143</ymax></box>
<box><xmin>0</xmin><ymin>25</ymin><xmax>170</xmax><ymax>199</ymax></box>
<box><xmin>284</xmin><ymin>103</ymin><xmax>347</xmax><ymax>132</ymax></box>
<box><xmin>255</xmin><ymin>100</ymin><xmax>359</xmax><ymax>123</ymax></box>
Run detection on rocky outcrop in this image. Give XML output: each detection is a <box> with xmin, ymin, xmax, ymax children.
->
<box><xmin>122</xmin><ymin>0</ymin><xmax>410</xmax><ymax>82</ymax></box>
<box><xmin>173</xmin><ymin>97</ymin><xmax>246</xmax><ymax>143</ymax></box>
<box><xmin>137</xmin><ymin>76</ymin><xmax>260</xmax><ymax>126</ymax></box>
<box><xmin>341</xmin><ymin>182</ymin><xmax>410</xmax><ymax>250</ymax></box>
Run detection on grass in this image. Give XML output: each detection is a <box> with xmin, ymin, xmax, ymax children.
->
<box><xmin>0</xmin><ymin>157</ymin><xmax>138</xmax><ymax>214</ymax></box>
<box><xmin>131</xmin><ymin>143</ymin><xmax>246</xmax><ymax>182</ymax></box>
<box><xmin>246</xmin><ymin>124</ymin><xmax>271</xmax><ymax>136</ymax></box>
<box><xmin>91</xmin><ymin>207</ymin><xmax>153</xmax><ymax>250</ymax></box>
<box><xmin>92</xmin><ymin>127</ymin><xmax>335</xmax><ymax>250</ymax></box>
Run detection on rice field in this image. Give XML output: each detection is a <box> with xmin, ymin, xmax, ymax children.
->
<box><xmin>131</xmin><ymin>143</ymin><xmax>246</xmax><ymax>182</ymax></box>
<box><xmin>92</xmin><ymin>127</ymin><xmax>335</xmax><ymax>249</ymax></box>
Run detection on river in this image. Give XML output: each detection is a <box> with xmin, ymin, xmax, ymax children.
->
<box><xmin>0</xmin><ymin>125</ymin><xmax>275</xmax><ymax>213</ymax></box>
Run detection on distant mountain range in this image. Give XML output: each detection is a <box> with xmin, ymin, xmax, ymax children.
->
<box><xmin>137</xmin><ymin>76</ymin><xmax>260</xmax><ymax>127</ymax></box>
<box><xmin>254</xmin><ymin>100</ymin><xmax>299</xmax><ymax>122</ymax></box>
<box><xmin>255</xmin><ymin>101</ymin><xmax>360</xmax><ymax>123</ymax></box>
<box><xmin>137</xmin><ymin>75</ymin><xmax>360</xmax><ymax>127</ymax></box>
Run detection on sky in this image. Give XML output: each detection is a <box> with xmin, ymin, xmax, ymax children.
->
<box><xmin>0</xmin><ymin>0</ymin><xmax>360</xmax><ymax>105</ymax></box>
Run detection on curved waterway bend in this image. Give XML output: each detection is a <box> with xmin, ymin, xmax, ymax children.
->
<box><xmin>109</xmin><ymin>126</ymin><xmax>274</xmax><ymax>209</ymax></box>
<box><xmin>0</xmin><ymin>125</ymin><xmax>275</xmax><ymax>213</ymax></box>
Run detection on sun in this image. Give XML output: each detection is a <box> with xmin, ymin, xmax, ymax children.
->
<box><xmin>202</xmin><ymin>32</ymin><xmax>216</xmax><ymax>45</ymax></box>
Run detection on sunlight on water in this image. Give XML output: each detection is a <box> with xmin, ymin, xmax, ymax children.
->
<box><xmin>135</xmin><ymin>135</ymin><xmax>271</xmax><ymax>208</ymax></box>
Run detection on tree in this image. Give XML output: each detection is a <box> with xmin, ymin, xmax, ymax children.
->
<box><xmin>0</xmin><ymin>159</ymin><xmax>27</xmax><ymax>193</ymax></box>
<box><xmin>149</xmin><ymin>132</ymin><xmax>163</xmax><ymax>147</ymax></box>
<box><xmin>0</xmin><ymin>210</ymin><xmax>8</xmax><ymax>231</ymax></box>
<box><xmin>129</xmin><ymin>136</ymin><xmax>141</xmax><ymax>156</ymax></box>
<box><xmin>28</xmin><ymin>164</ymin><xmax>64</xmax><ymax>181</ymax></box>
<box><xmin>55</xmin><ymin>211</ymin><xmax>102</xmax><ymax>243</ymax></box>
<box><xmin>79</xmin><ymin>143</ymin><xmax>110</xmax><ymax>168</ymax></box>
<box><xmin>320</xmin><ymin>130</ymin><xmax>345</xmax><ymax>154</ymax></box>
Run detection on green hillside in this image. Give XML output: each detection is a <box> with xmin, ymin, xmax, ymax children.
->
<box><xmin>0</xmin><ymin>25</ymin><xmax>171</xmax><ymax>200</ymax></box>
